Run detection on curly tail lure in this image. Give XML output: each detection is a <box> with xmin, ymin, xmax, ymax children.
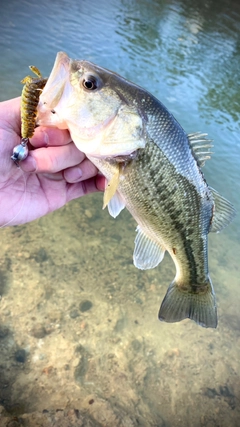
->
<box><xmin>11</xmin><ymin>66</ymin><xmax>47</xmax><ymax>165</ymax></box>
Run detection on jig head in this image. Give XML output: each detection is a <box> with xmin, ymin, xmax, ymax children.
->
<box><xmin>11</xmin><ymin>138</ymin><xmax>29</xmax><ymax>165</ymax></box>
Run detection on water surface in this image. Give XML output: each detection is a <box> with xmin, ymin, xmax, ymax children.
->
<box><xmin>0</xmin><ymin>0</ymin><xmax>239</xmax><ymax>425</ymax></box>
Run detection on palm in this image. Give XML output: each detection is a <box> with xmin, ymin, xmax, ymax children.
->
<box><xmin>0</xmin><ymin>97</ymin><xmax>103</xmax><ymax>227</ymax></box>
<box><xmin>0</xmin><ymin>128</ymin><xmax>70</xmax><ymax>226</ymax></box>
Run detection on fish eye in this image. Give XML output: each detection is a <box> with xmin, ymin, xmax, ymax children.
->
<box><xmin>82</xmin><ymin>75</ymin><xmax>99</xmax><ymax>91</ymax></box>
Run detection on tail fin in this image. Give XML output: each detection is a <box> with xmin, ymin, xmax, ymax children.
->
<box><xmin>158</xmin><ymin>277</ymin><xmax>217</xmax><ymax>328</ymax></box>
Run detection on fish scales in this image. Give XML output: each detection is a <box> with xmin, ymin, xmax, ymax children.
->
<box><xmin>94</xmin><ymin>139</ymin><xmax>209</xmax><ymax>287</ymax></box>
<box><xmin>90</xmin><ymin>89</ymin><xmax>212</xmax><ymax>286</ymax></box>
<box><xmin>36</xmin><ymin>52</ymin><xmax>236</xmax><ymax>328</ymax></box>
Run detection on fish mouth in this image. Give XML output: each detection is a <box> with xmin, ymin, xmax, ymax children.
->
<box><xmin>37</xmin><ymin>52</ymin><xmax>144</xmax><ymax>158</ymax></box>
<box><xmin>39</xmin><ymin>51</ymin><xmax>71</xmax><ymax>110</ymax></box>
<box><xmin>37</xmin><ymin>52</ymin><xmax>72</xmax><ymax>127</ymax></box>
<box><xmin>37</xmin><ymin>52</ymin><xmax>119</xmax><ymax>142</ymax></box>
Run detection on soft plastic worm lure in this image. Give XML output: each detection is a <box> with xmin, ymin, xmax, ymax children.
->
<box><xmin>11</xmin><ymin>66</ymin><xmax>48</xmax><ymax>164</ymax></box>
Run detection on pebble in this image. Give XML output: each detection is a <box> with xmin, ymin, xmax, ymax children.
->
<box><xmin>15</xmin><ymin>349</ymin><xmax>26</xmax><ymax>363</ymax></box>
<box><xmin>70</xmin><ymin>308</ymin><xmax>80</xmax><ymax>319</ymax></box>
<box><xmin>79</xmin><ymin>300</ymin><xmax>93</xmax><ymax>313</ymax></box>
<box><xmin>131</xmin><ymin>339</ymin><xmax>142</xmax><ymax>352</ymax></box>
<box><xmin>32</xmin><ymin>247</ymin><xmax>48</xmax><ymax>263</ymax></box>
<box><xmin>30</xmin><ymin>323</ymin><xmax>47</xmax><ymax>339</ymax></box>
<box><xmin>85</xmin><ymin>209</ymin><xmax>92</xmax><ymax>218</ymax></box>
<box><xmin>114</xmin><ymin>317</ymin><xmax>127</xmax><ymax>332</ymax></box>
<box><xmin>167</xmin><ymin>348</ymin><xmax>180</xmax><ymax>358</ymax></box>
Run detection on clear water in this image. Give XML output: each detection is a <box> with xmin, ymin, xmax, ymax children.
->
<box><xmin>0</xmin><ymin>0</ymin><xmax>239</xmax><ymax>425</ymax></box>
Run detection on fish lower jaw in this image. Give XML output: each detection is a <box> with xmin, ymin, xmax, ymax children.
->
<box><xmin>70</xmin><ymin>133</ymin><xmax>105</xmax><ymax>157</ymax></box>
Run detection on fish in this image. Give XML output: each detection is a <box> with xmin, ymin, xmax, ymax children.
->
<box><xmin>37</xmin><ymin>52</ymin><xmax>236</xmax><ymax>328</ymax></box>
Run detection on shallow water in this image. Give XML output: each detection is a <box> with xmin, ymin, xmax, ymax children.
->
<box><xmin>0</xmin><ymin>0</ymin><xmax>240</xmax><ymax>425</ymax></box>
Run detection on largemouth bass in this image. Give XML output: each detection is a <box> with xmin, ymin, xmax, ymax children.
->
<box><xmin>37</xmin><ymin>52</ymin><xmax>235</xmax><ymax>328</ymax></box>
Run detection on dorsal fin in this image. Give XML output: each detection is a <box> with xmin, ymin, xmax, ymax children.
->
<box><xmin>188</xmin><ymin>132</ymin><xmax>213</xmax><ymax>167</ymax></box>
<box><xmin>209</xmin><ymin>187</ymin><xmax>236</xmax><ymax>233</ymax></box>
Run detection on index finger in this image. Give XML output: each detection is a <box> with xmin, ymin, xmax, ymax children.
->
<box><xmin>30</xmin><ymin>125</ymin><xmax>72</xmax><ymax>148</ymax></box>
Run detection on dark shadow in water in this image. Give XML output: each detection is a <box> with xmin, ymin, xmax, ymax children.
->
<box><xmin>0</xmin><ymin>258</ymin><xmax>12</xmax><ymax>296</ymax></box>
<box><xmin>0</xmin><ymin>324</ymin><xmax>28</xmax><ymax>415</ymax></box>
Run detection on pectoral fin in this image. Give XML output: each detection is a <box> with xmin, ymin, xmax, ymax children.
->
<box><xmin>107</xmin><ymin>192</ymin><xmax>125</xmax><ymax>218</ymax></box>
<box><xmin>103</xmin><ymin>166</ymin><xmax>120</xmax><ymax>210</ymax></box>
<box><xmin>133</xmin><ymin>226</ymin><xmax>165</xmax><ymax>270</ymax></box>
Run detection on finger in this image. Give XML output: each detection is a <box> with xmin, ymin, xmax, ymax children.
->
<box><xmin>0</xmin><ymin>97</ymin><xmax>21</xmax><ymax>135</ymax></box>
<box><xmin>66</xmin><ymin>176</ymin><xmax>103</xmax><ymax>202</ymax></box>
<box><xmin>0</xmin><ymin>96</ymin><xmax>72</xmax><ymax>148</ymax></box>
<box><xmin>30</xmin><ymin>126</ymin><xmax>72</xmax><ymax>148</ymax></box>
<box><xmin>21</xmin><ymin>143</ymin><xmax>86</xmax><ymax>173</ymax></box>
<box><xmin>95</xmin><ymin>174</ymin><xmax>106</xmax><ymax>192</ymax></box>
<box><xmin>63</xmin><ymin>158</ymin><xmax>99</xmax><ymax>183</ymax></box>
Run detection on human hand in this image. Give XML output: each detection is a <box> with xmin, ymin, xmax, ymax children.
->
<box><xmin>0</xmin><ymin>97</ymin><xmax>105</xmax><ymax>227</ymax></box>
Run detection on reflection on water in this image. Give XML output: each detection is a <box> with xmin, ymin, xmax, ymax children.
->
<box><xmin>0</xmin><ymin>0</ymin><xmax>239</xmax><ymax>425</ymax></box>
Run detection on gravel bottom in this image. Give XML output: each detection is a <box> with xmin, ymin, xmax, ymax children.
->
<box><xmin>0</xmin><ymin>193</ymin><xmax>239</xmax><ymax>427</ymax></box>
